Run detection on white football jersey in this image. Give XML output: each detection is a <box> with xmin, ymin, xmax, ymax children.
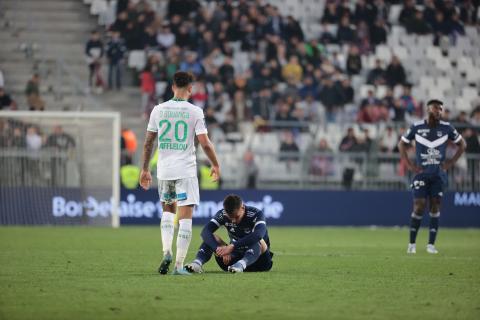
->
<box><xmin>147</xmin><ymin>99</ymin><xmax>207</xmax><ymax>180</ymax></box>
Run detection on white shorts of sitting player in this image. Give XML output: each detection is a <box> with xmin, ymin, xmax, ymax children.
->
<box><xmin>158</xmin><ymin>177</ymin><xmax>200</xmax><ymax>206</ymax></box>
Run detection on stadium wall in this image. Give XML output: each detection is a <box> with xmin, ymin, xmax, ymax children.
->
<box><xmin>1</xmin><ymin>188</ymin><xmax>479</xmax><ymax>227</ymax></box>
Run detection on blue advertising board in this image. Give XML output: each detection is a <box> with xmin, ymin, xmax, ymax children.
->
<box><xmin>2</xmin><ymin>187</ymin><xmax>478</xmax><ymax>227</ymax></box>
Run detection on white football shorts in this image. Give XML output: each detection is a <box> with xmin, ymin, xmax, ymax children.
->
<box><xmin>158</xmin><ymin>177</ymin><xmax>200</xmax><ymax>206</ymax></box>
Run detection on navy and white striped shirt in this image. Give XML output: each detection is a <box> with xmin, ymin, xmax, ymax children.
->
<box><xmin>402</xmin><ymin>120</ymin><xmax>462</xmax><ymax>174</ymax></box>
<box><xmin>210</xmin><ymin>206</ymin><xmax>270</xmax><ymax>247</ymax></box>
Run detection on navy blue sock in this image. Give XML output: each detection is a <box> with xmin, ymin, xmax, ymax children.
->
<box><xmin>409</xmin><ymin>213</ymin><xmax>422</xmax><ymax>244</ymax></box>
<box><xmin>239</xmin><ymin>243</ymin><xmax>261</xmax><ymax>268</ymax></box>
<box><xmin>428</xmin><ymin>213</ymin><xmax>440</xmax><ymax>245</ymax></box>
<box><xmin>194</xmin><ymin>242</ymin><xmax>214</xmax><ymax>265</ymax></box>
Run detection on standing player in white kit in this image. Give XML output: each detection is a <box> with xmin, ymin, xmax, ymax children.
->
<box><xmin>140</xmin><ymin>71</ymin><xmax>221</xmax><ymax>275</ymax></box>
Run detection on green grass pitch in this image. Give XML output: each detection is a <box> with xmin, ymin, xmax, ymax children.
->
<box><xmin>0</xmin><ymin>226</ymin><xmax>479</xmax><ymax>320</ymax></box>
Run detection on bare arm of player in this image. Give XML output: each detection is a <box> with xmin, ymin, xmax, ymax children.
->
<box><xmin>442</xmin><ymin>138</ymin><xmax>467</xmax><ymax>171</ymax></box>
<box><xmin>397</xmin><ymin>140</ymin><xmax>422</xmax><ymax>173</ymax></box>
<box><xmin>139</xmin><ymin>131</ymin><xmax>157</xmax><ymax>190</ymax></box>
<box><xmin>197</xmin><ymin>133</ymin><xmax>221</xmax><ymax>182</ymax></box>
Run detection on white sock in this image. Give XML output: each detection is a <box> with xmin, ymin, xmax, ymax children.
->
<box><xmin>175</xmin><ymin>219</ymin><xmax>192</xmax><ymax>269</ymax></box>
<box><xmin>160</xmin><ymin>212</ymin><xmax>175</xmax><ymax>256</ymax></box>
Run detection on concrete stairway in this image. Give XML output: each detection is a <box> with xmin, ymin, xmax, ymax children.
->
<box><xmin>0</xmin><ymin>0</ymin><xmax>147</xmax><ymax>180</ymax></box>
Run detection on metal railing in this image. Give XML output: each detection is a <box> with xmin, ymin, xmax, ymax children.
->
<box><xmin>0</xmin><ymin>148</ymin><xmax>79</xmax><ymax>187</ymax></box>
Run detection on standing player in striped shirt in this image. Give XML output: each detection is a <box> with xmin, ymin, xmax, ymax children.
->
<box><xmin>140</xmin><ymin>71</ymin><xmax>220</xmax><ymax>275</ymax></box>
<box><xmin>398</xmin><ymin>99</ymin><xmax>466</xmax><ymax>254</ymax></box>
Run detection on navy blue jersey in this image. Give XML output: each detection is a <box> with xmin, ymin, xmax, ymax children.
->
<box><xmin>210</xmin><ymin>206</ymin><xmax>270</xmax><ymax>247</ymax></box>
<box><xmin>402</xmin><ymin>120</ymin><xmax>462</xmax><ymax>174</ymax></box>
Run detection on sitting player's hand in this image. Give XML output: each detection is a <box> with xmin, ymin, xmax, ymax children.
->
<box><xmin>222</xmin><ymin>254</ymin><xmax>232</xmax><ymax>265</ymax></box>
<box><xmin>139</xmin><ymin>170</ymin><xmax>152</xmax><ymax>190</ymax></box>
<box><xmin>216</xmin><ymin>244</ymin><xmax>234</xmax><ymax>256</ymax></box>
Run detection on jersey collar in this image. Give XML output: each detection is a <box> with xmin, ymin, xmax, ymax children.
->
<box><xmin>171</xmin><ymin>97</ymin><xmax>187</xmax><ymax>102</ymax></box>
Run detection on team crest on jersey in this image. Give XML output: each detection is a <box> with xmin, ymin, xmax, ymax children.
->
<box><xmin>437</xmin><ymin>131</ymin><xmax>443</xmax><ymax>137</ymax></box>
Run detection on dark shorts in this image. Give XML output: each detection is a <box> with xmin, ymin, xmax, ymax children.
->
<box><xmin>411</xmin><ymin>172</ymin><xmax>447</xmax><ymax>199</ymax></box>
<box><xmin>215</xmin><ymin>249</ymin><xmax>274</xmax><ymax>272</ymax></box>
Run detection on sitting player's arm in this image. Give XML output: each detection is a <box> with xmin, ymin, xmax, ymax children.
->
<box><xmin>232</xmin><ymin>222</ymin><xmax>267</xmax><ymax>249</ymax></box>
<box><xmin>201</xmin><ymin>221</ymin><xmax>220</xmax><ymax>250</ymax></box>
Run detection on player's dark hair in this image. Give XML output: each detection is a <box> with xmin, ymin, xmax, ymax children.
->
<box><xmin>427</xmin><ymin>99</ymin><xmax>443</xmax><ymax>107</ymax></box>
<box><xmin>173</xmin><ymin>71</ymin><xmax>194</xmax><ymax>88</ymax></box>
<box><xmin>223</xmin><ymin>194</ymin><xmax>242</xmax><ymax>215</ymax></box>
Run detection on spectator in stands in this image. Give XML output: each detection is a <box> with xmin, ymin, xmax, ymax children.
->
<box><xmin>319</xmin><ymin>78</ymin><xmax>343</xmax><ymax>121</ymax></box>
<box><xmin>406</xmin><ymin>10</ymin><xmax>432</xmax><ymax>35</ymax></box>
<box><xmin>423</xmin><ymin>0</ymin><xmax>437</xmax><ymax>28</ymax></box>
<box><xmin>110</xmin><ymin>11</ymin><xmax>128</xmax><ymax>38</ymax></box>
<box><xmin>346</xmin><ymin>45</ymin><xmax>362</xmax><ymax>75</ymax></box>
<box><xmin>310</xmin><ymin>138</ymin><xmax>334</xmax><ymax>177</ymax></box>
<box><xmin>282</xmin><ymin>55</ymin><xmax>303</xmax><ymax>84</ymax></box>
<box><xmin>0</xmin><ymin>69</ymin><xmax>4</xmax><ymax>88</ymax></box>
<box><xmin>0</xmin><ymin>87</ymin><xmax>17</xmax><ymax>110</ymax></box>
<box><xmin>463</xmin><ymin>128</ymin><xmax>480</xmax><ymax>154</ymax></box>
<box><xmin>399</xmin><ymin>0</ymin><xmax>416</xmax><ymax>27</ymax></box>
<box><xmin>379</xmin><ymin>126</ymin><xmax>398</xmax><ymax>153</ymax></box>
<box><xmin>297</xmin><ymin>94</ymin><xmax>325</xmax><ymax>124</ymax></box>
<box><xmin>279</xmin><ymin>131</ymin><xmax>300</xmax><ymax>162</ymax></box>
<box><xmin>459</xmin><ymin>0</ymin><xmax>478</xmax><ymax>25</ymax></box>
<box><xmin>471</xmin><ymin>107</ymin><xmax>480</xmax><ymax>126</ymax></box>
<box><xmin>338</xmin><ymin>78</ymin><xmax>354</xmax><ymax>105</ymax></box>
<box><xmin>321</xmin><ymin>2</ymin><xmax>340</xmax><ymax>24</ymax></box>
<box><xmin>450</xmin><ymin>12</ymin><xmax>466</xmax><ymax>42</ymax></box>
<box><xmin>140</xmin><ymin>64</ymin><xmax>155</xmax><ymax>118</ymax></box>
<box><xmin>209</xmin><ymin>82</ymin><xmax>232</xmax><ymax>124</ymax></box>
<box><xmin>298</xmin><ymin>76</ymin><xmax>319</xmax><ymax>100</ymax></box>
<box><xmin>455</xmin><ymin>111</ymin><xmax>470</xmax><ymax>125</ymax></box>
<box><xmin>11</xmin><ymin>127</ymin><xmax>26</xmax><ymax>148</ymax></box>
<box><xmin>367</xmin><ymin>59</ymin><xmax>387</xmax><ymax>85</ymax></box>
<box><xmin>274</xmin><ymin>101</ymin><xmax>297</xmax><ymax>131</ymax></box>
<box><xmin>442</xmin><ymin>108</ymin><xmax>451</xmax><ymax>121</ymax></box>
<box><xmin>284</xmin><ymin>15</ymin><xmax>304</xmax><ymax>42</ymax></box>
<box><xmin>370</xmin><ymin>18</ymin><xmax>387</xmax><ymax>47</ymax></box>
<box><xmin>319</xmin><ymin>22</ymin><xmax>336</xmax><ymax>44</ymax></box>
<box><xmin>353</xmin><ymin>0</ymin><xmax>376</xmax><ymax>25</ymax></box>
<box><xmin>392</xmin><ymin>98</ymin><xmax>407</xmax><ymax>122</ymax></box>
<box><xmin>157</xmin><ymin>23</ymin><xmax>176</xmax><ymax>51</ymax></box>
<box><xmin>385</xmin><ymin>55</ymin><xmax>407</xmax><ymax>87</ymax></box>
<box><xmin>242</xmin><ymin>149</ymin><xmax>258</xmax><ymax>189</ymax></box>
<box><xmin>353</xmin><ymin>128</ymin><xmax>374</xmax><ymax>153</ymax></box>
<box><xmin>85</xmin><ymin>30</ymin><xmax>105</xmax><ymax>91</ymax></box>
<box><xmin>45</xmin><ymin>126</ymin><xmax>75</xmax><ymax>150</ymax></box>
<box><xmin>106</xmin><ymin>31</ymin><xmax>126</xmax><ymax>90</ymax></box>
<box><xmin>179</xmin><ymin>51</ymin><xmax>203</xmax><ymax>76</ymax></box>
<box><xmin>25</xmin><ymin>74</ymin><xmax>45</xmax><ymax>111</ymax></box>
<box><xmin>337</xmin><ymin>16</ymin><xmax>356</xmax><ymax>44</ymax></box>
<box><xmin>339</xmin><ymin>127</ymin><xmax>357</xmax><ymax>152</ymax></box>
<box><xmin>25</xmin><ymin>126</ymin><xmax>42</xmax><ymax>152</ymax></box>
<box><xmin>121</xmin><ymin>127</ymin><xmax>137</xmax><ymax>163</ymax></box>
<box><xmin>399</xmin><ymin>85</ymin><xmax>419</xmax><ymax>116</ymax></box>
<box><xmin>431</xmin><ymin>10</ymin><xmax>452</xmax><ymax>46</ymax></box>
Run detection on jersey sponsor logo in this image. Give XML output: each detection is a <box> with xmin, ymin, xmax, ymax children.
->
<box><xmin>454</xmin><ymin>192</ymin><xmax>480</xmax><ymax>207</ymax></box>
<box><xmin>158</xmin><ymin>142</ymin><xmax>188</xmax><ymax>151</ymax></box>
<box><xmin>420</xmin><ymin>147</ymin><xmax>441</xmax><ymax>165</ymax></box>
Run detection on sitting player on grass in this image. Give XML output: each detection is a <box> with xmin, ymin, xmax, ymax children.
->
<box><xmin>185</xmin><ymin>194</ymin><xmax>273</xmax><ymax>273</ymax></box>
